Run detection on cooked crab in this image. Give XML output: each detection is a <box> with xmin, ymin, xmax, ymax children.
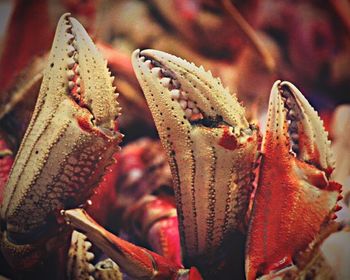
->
<box><xmin>0</xmin><ymin>13</ymin><xmax>343</xmax><ymax>279</ymax></box>
<box><xmin>0</xmin><ymin>12</ymin><xmax>121</xmax><ymax>270</ymax></box>
<box><xmin>130</xmin><ymin>49</ymin><xmax>342</xmax><ymax>279</ymax></box>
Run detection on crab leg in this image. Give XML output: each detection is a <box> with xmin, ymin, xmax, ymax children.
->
<box><xmin>245</xmin><ymin>81</ymin><xmax>342</xmax><ymax>279</ymax></box>
<box><xmin>0</xmin><ymin>0</ymin><xmax>53</xmax><ymax>92</ymax></box>
<box><xmin>0</xmin><ymin>13</ymin><xmax>121</xmax><ymax>268</ymax></box>
<box><xmin>111</xmin><ymin>138</ymin><xmax>182</xmax><ymax>265</ymax></box>
<box><xmin>121</xmin><ymin>194</ymin><xmax>182</xmax><ymax>266</ymax></box>
<box><xmin>63</xmin><ymin>208</ymin><xmax>202</xmax><ymax>280</ymax></box>
<box><xmin>132</xmin><ymin>49</ymin><xmax>258</xmax><ymax>275</ymax></box>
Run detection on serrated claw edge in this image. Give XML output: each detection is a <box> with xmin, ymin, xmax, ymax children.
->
<box><xmin>0</xmin><ymin>13</ymin><xmax>121</xmax><ymax>247</ymax></box>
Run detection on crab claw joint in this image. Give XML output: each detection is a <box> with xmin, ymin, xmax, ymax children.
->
<box><xmin>245</xmin><ymin>81</ymin><xmax>342</xmax><ymax>280</ymax></box>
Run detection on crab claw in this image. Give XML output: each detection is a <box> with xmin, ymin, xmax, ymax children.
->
<box><xmin>67</xmin><ymin>230</ymin><xmax>123</xmax><ymax>280</ymax></box>
<box><xmin>245</xmin><ymin>81</ymin><xmax>342</xmax><ymax>279</ymax></box>
<box><xmin>132</xmin><ymin>49</ymin><xmax>258</xmax><ymax>275</ymax></box>
<box><xmin>0</xmin><ymin>13</ymin><xmax>121</xmax><ymax>267</ymax></box>
<box><xmin>63</xmin><ymin>208</ymin><xmax>202</xmax><ymax>280</ymax></box>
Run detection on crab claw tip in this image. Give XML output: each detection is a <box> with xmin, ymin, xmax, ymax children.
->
<box><xmin>54</xmin><ymin>13</ymin><xmax>120</xmax><ymax>129</ymax></box>
<box><xmin>266</xmin><ymin>80</ymin><xmax>334</xmax><ymax>173</ymax></box>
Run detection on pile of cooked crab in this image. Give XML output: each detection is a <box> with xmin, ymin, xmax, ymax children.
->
<box><xmin>0</xmin><ymin>13</ymin><xmax>348</xmax><ymax>280</ymax></box>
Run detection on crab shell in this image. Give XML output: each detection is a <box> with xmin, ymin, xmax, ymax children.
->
<box><xmin>245</xmin><ymin>81</ymin><xmax>342</xmax><ymax>279</ymax></box>
<box><xmin>0</xmin><ymin>13</ymin><xmax>121</xmax><ymax>269</ymax></box>
<box><xmin>131</xmin><ymin>49</ymin><xmax>259</xmax><ymax>275</ymax></box>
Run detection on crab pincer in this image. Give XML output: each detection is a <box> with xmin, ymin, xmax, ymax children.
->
<box><xmin>0</xmin><ymin>13</ymin><xmax>121</xmax><ymax>269</ymax></box>
<box><xmin>245</xmin><ymin>81</ymin><xmax>342</xmax><ymax>279</ymax></box>
<box><xmin>132</xmin><ymin>49</ymin><xmax>259</xmax><ymax>276</ymax></box>
<box><xmin>63</xmin><ymin>208</ymin><xmax>202</xmax><ymax>280</ymax></box>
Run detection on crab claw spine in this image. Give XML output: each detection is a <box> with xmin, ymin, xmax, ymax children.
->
<box><xmin>67</xmin><ymin>230</ymin><xmax>123</xmax><ymax>280</ymax></box>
